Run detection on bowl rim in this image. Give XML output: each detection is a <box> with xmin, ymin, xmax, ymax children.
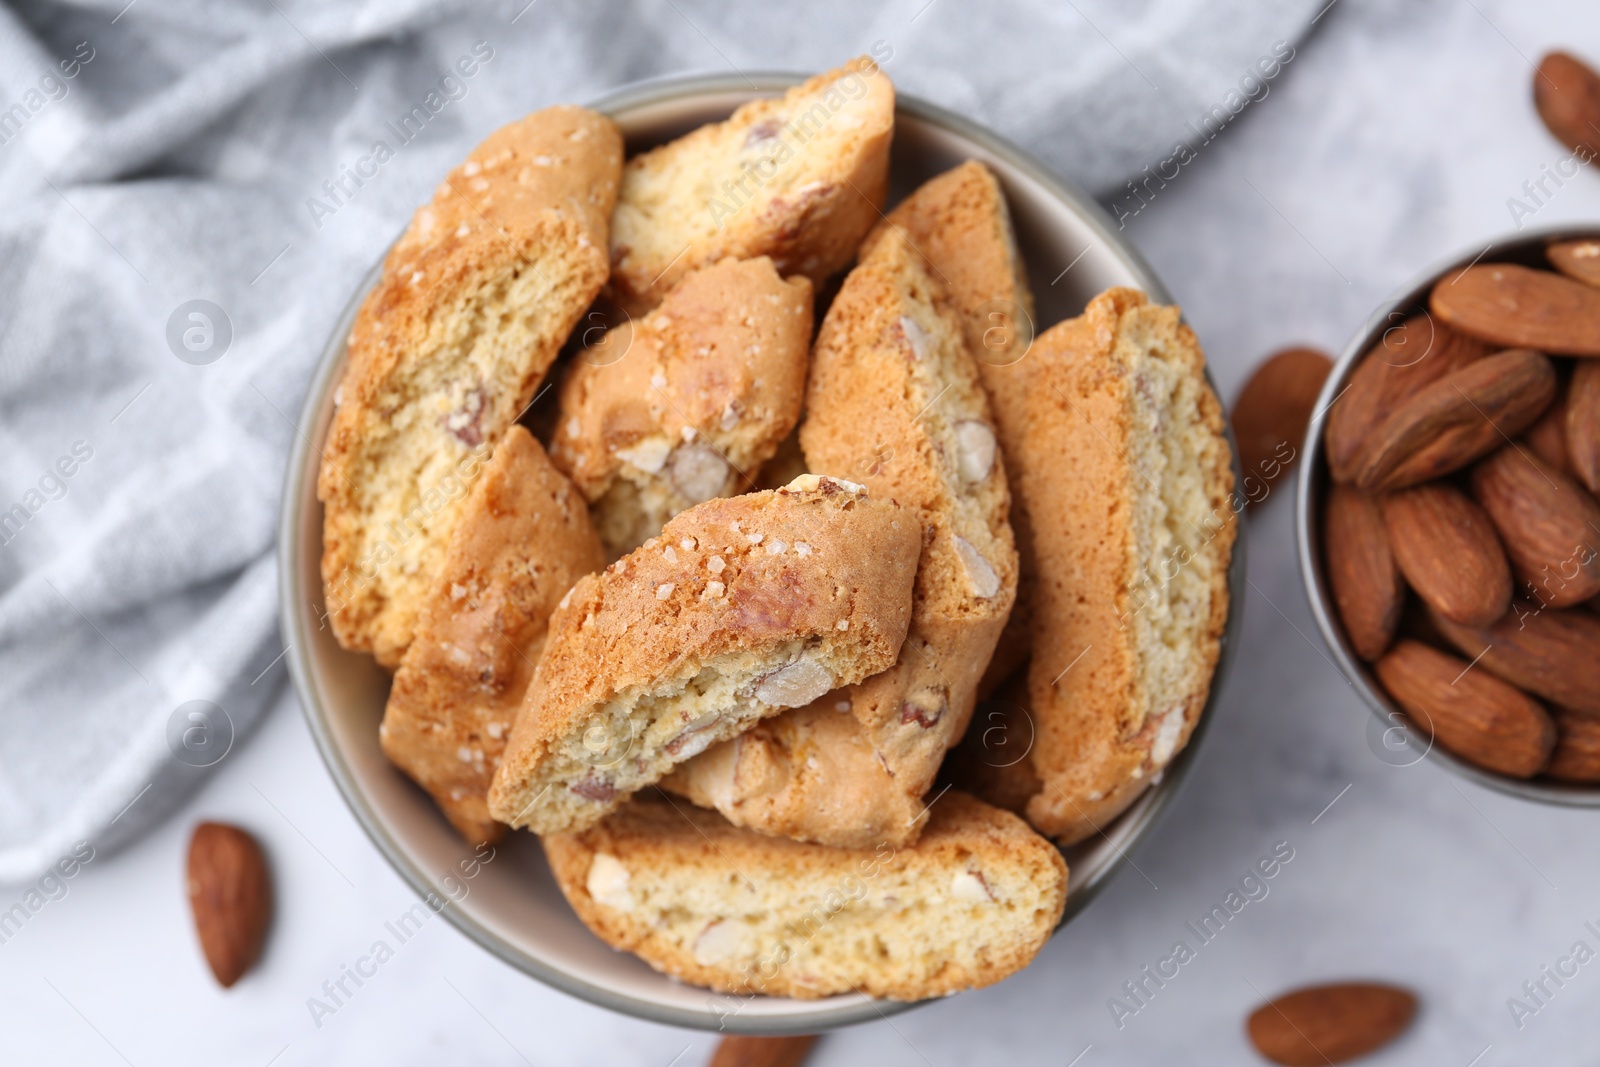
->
<box><xmin>1294</xmin><ymin>221</ymin><xmax>1600</xmax><ymax>807</ymax></box>
<box><xmin>278</xmin><ymin>68</ymin><xmax>1247</xmax><ymax>1032</ymax></box>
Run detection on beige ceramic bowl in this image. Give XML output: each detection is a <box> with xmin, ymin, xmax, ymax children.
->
<box><xmin>280</xmin><ymin>71</ymin><xmax>1245</xmax><ymax>1033</ymax></box>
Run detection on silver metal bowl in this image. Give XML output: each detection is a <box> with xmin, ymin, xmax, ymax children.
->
<box><xmin>1295</xmin><ymin>223</ymin><xmax>1600</xmax><ymax>807</ymax></box>
<box><xmin>279</xmin><ymin>71</ymin><xmax>1247</xmax><ymax>1033</ymax></box>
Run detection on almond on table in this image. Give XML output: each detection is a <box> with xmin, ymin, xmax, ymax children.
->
<box><xmin>1247</xmin><ymin>981</ymin><xmax>1416</xmax><ymax>1067</ymax></box>
<box><xmin>1230</xmin><ymin>346</ymin><xmax>1332</xmax><ymax>504</ymax></box>
<box><xmin>1534</xmin><ymin>50</ymin><xmax>1600</xmax><ymax>161</ymax></box>
<box><xmin>187</xmin><ymin>823</ymin><xmax>272</xmax><ymax>989</ymax></box>
<box><xmin>710</xmin><ymin>1035</ymin><xmax>819</xmax><ymax>1067</ymax></box>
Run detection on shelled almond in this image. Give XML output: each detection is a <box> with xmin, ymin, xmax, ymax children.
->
<box><xmin>1321</xmin><ymin>240</ymin><xmax>1600</xmax><ymax>785</ymax></box>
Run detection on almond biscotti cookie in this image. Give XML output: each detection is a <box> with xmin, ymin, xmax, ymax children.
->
<box><xmin>379</xmin><ymin>426</ymin><xmax>604</xmax><ymax>846</ymax></box>
<box><xmin>862</xmin><ymin>161</ymin><xmax>1039</xmax><ymax>695</ymax></box>
<box><xmin>609</xmin><ymin>56</ymin><xmax>894</xmax><ymax>312</ymax></box>
<box><xmin>666</xmin><ymin>229</ymin><xmax>1018</xmax><ymax>847</ymax></box>
<box><xmin>549</xmin><ymin>257</ymin><xmax>813</xmax><ymax>557</ymax></box>
<box><xmin>385</xmin><ymin>105</ymin><xmax>620</xmax><ymax>273</ymax></box>
<box><xmin>541</xmin><ymin>790</ymin><xmax>1067</xmax><ymax>1001</ymax></box>
<box><xmin>319</xmin><ymin>106</ymin><xmax>622</xmax><ymax>668</ymax></box>
<box><xmin>1013</xmin><ymin>288</ymin><xmax>1235</xmax><ymax>845</ymax></box>
<box><xmin>486</xmin><ymin>476</ymin><xmax>920</xmax><ymax>835</ymax></box>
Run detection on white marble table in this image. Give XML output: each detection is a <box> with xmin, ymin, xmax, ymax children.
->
<box><xmin>5</xmin><ymin>2</ymin><xmax>1600</xmax><ymax>1063</ymax></box>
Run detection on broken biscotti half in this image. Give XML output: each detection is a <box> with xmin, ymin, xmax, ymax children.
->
<box><xmin>995</xmin><ymin>288</ymin><xmax>1236</xmax><ymax>845</ymax></box>
<box><xmin>608</xmin><ymin>56</ymin><xmax>894</xmax><ymax>312</ymax></box>
<box><xmin>862</xmin><ymin>160</ymin><xmax>1039</xmax><ymax>696</ymax></box>
<box><xmin>542</xmin><ymin>790</ymin><xmax>1067</xmax><ymax>1001</ymax></box>
<box><xmin>548</xmin><ymin>256</ymin><xmax>814</xmax><ymax>558</ymax></box>
<box><xmin>486</xmin><ymin>476</ymin><xmax>920</xmax><ymax>835</ymax></box>
<box><xmin>666</xmin><ymin>227</ymin><xmax>1018</xmax><ymax>848</ymax></box>
<box><xmin>379</xmin><ymin>426</ymin><xmax>605</xmax><ymax>846</ymax></box>
<box><xmin>319</xmin><ymin>106</ymin><xmax>622</xmax><ymax>668</ymax></box>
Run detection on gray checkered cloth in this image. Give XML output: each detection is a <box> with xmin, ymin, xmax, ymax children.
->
<box><xmin>0</xmin><ymin>0</ymin><xmax>1318</xmax><ymax>881</ymax></box>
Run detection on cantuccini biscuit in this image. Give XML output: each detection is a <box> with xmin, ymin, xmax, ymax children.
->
<box><xmin>486</xmin><ymin>476</ymin><xmax>920</xmax><ymax>835</ymax></box>
<box><xmin>549</xmin><ymin>257</ymin><xmax>813</xmax><ymax>557</ymax></box>
<box><xmin>379</xmin><ymin>426</ymin><xmax>604</xmax><ymax>845</ymax></box>
<box><xmin>861</xmin><ymin>161</ymin><xmax>1039</xmax><ymax>695</ymax></box>
<box><xmin>541</xmin><ymin>790</ymin><xmax>1067</xmax><ymax>1001</ymax></box>
<box><xmin>667</xmin><ymin>228</ymin><xmax>1018</xmax><ymax>847</ymax></box>
<box><xmin>1003</xmin><ymin>288</ymin><xmax>1235</xmax><ymax>845</ymax></box>
<box><xmin>609</xmin><ymin>57</ymin><xmax>893</xmax><ymax>312</ymax></box>
<box><xmin>320</xmin><ymin>106</ymin><xmax>622</xmax><ymax>667</ymax></box>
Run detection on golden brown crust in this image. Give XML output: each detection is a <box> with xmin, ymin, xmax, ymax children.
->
<box><xmin>319</xmin><ymin>106</ymin><xmax>621</xmax><ymax>667</ymax></box>
<box><xmin>549</xmin><ymin>257</ymin><xmax>814</xmax><ymax>556</ymax></box>
<box><xmin>486</xmin><ymin>477</ymin><xmax>921</xmax><ymax>834</ymax></box>
<box><xmin>1011</xmin><ymin>289</ymin><xmax>1236</xmax><ymax>844</ymax></box>
<box><xmin>861</xmin><ymin>161</ymin><xmax>1039</xmax><ymax>696</ymax></box>
<box><xmin>379</xmin><ymin>427</ymin><xmax>604</xmax><ymax>845</ymax></box>
<box><xmin>609</xmin><ymin>57</ymin><xmax>894</xmax><ymax>312</ymax></box>
<box><xmin>541</xmin><ymin>790</ymin><xmax>1067</xmax><ymax>1001</ymax></box>
<box><xmin>668</xmin><ymin>228</ymin><xmax>1018</xmax><ymax>847</ymax></box>
<box><xmin>386</xmin><ymin>105</ymin><xmax>621</xmax><ymax>274</ymax></box>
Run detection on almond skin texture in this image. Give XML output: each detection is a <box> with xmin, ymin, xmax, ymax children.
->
<box><xmin>1431</xmin><ymin>264</ymin><xmax>1600</xmax><ymax>356</ymax></box>
<box><xmin>1524</xmin><ymin>388</ymin><xmax>1573</xmax><ymax>474</ymax></box>
<box><xmin>1534</xmin><ymin>52</ymin><xmax>1600</xmax><ymax>160</ymax></box>
<box><xmin>1247</xmin><ymin>982</ymin><xmax>1417</xmax><ymax>1066</ymax></box>
<box><xmin>1351</xmin><ymin>348</ymin><xmax>1557</xmax><ymax>491</ymax></box>
<box><xmin>1430</xmin><ymin>602</ymin><xmax>1600</xmax><ymax>715</ymax></box>
<box><xmin>1325</xmin><ymin>315</ymin><xmax>1489</xmax><ymax>484</ymax></box>
<box><xmin>711</xmin><ymin>1035</ymin><xmax>819</xmax><ymax>1067</ymax></box>
<box><xmin>1547</xmin><ymin>238</ymin><xmax>1600</xmax><ymax>289</ymax></box>
<box><xmin>1549</xmin><ymin>711</ymin><xmax>1600</xmax><ymax>782</ymax></box>
<box><xmin>1381</xmin><ymin>483</ymin><xmax>1511</xmax><ymax>626</ymax></box>
<box><xmin>187</xmin><ymin>822</ymin><xmax>272</xmax><ymax>988</ymax></box>
<box><xmin>1569</xmin><ymin>360</ymin><xmax>1600</xmax><ymax>493</ymax></box>
<box><xmin>1231</xmin><ymin>346</ymin><xmax>1332</xmax><ymax>504</ymax></box>
<box><xmin>1324</xmin><ymin>485</ymin><xmax>1403</xmax><ymax>661</ymax></box>
<box><xmin>1374</xmin><ymin>639</ymin><xmax>1555</xmax><ymax>778</ymax></box>
<box><xmin>1471</xmin><ymin>446</ymin><xmax>1600</xmax><ymax>607</ymax></box>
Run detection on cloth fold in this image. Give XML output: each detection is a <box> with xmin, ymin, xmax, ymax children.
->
<box><xmin>0</xmin><ymin>0</ymin><xmax>1318</xmax><ymax>882</ymax></box>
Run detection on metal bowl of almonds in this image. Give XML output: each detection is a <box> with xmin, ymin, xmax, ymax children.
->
<box><xmin>1297</xmin><ymin>224</ymin><xmax>1600</xmax><ymax>805</ymax></box>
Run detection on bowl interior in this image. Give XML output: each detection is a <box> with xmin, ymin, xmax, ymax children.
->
<box><xmin>1296</xmin><ymin>224</ymin><xmax>1600</xmax><ymax>807</ymax></box>
<box><xmin>281</xmin><ymin>74</ymin><xmax>1240</xmax><ymax>1032</ymax></box>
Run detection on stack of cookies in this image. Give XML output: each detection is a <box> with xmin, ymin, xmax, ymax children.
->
<box><xmin>318</xmin><ymin>58</ymin><xmax>1236</xmax><ymax>1002</ymax></box>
